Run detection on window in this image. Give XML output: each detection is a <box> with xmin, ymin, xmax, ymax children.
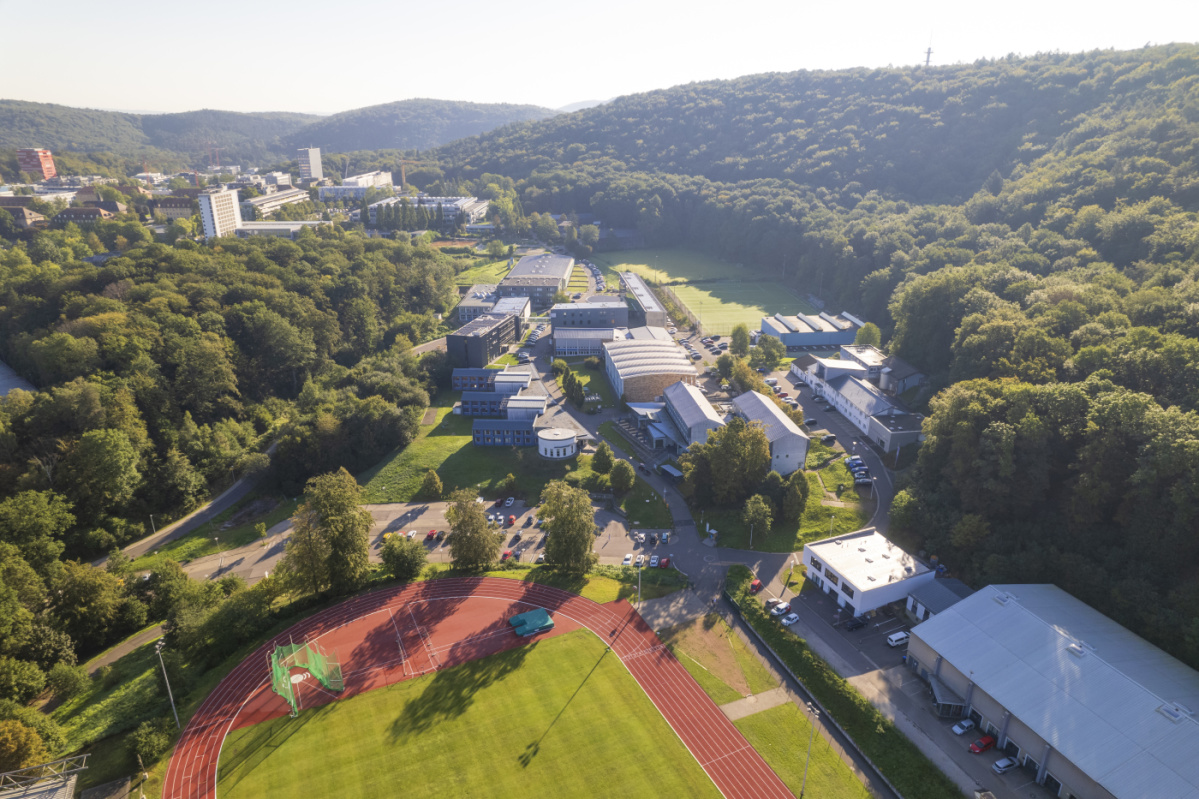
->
<box><xmin>809</xmin><ymin>558</ymin><xmax>822</xmax><ymax>572</ymax></box>
<box><xmin>826</xmin><ymin>573</ymin><xmax>839</xmax><ymax>587</ymax></box>
<box><xmin>841</xmin><ymin>584</ymin><xmax>854</xmax><ymax>598</ymax></box>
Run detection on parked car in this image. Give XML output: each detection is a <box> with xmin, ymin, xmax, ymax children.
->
<box><xmin>969</xmin><ymin>736</ymin><xmax>997</xmax><ymax>754</ymax></box>
<box><xmin>649</xmin><ymin>555</ymin><xmax>659</xmax><ymax>568</ymax></box>
<box><xmin>886</xmin><ymin>630</ymin><xmax>910</xmax><ymax>647</ymax></box>
<box><xmin>844</xmin><ymin>616</ymin><xmax>867</xmax><ymax>631</ymax></box>
<box><xmin>635</xmin><ymin>532</ymin><xmax>646</xmax><ymax>543</ymax></box>
<box><xmin>770</xmin><ymin>602</ymin><xmax>791</xmax><ymax>617</ymax></box>
<box><xmin>855</xmin><ymin>477</ymin><xmax>874</xmax><ymax>487</ymax></box>
<box><xmin>711</xmin><ymin>335</ymin><xmax>721</xmax><ymax>341</ymax></box>
<box><xmin>505</xmin><ymin>497</ymin><xmax>515</xmax><ymax>507</ymax></box>
<box><xmin>635</xmin><ymin>554</ymin><xmax>645</xmax><ymax>567</ymax></box>
<box><xmin>425</xmin><ymin>530</ymin><xmax>437</xmax><ymax>540</ymax></box>
<box><xmin>821</xmin><ymin>434</ymin><xmax>837</xmax><ymax>445</ymax></box>
<box><xmin>659</xmin><ymin>557</ymin><xmax>671</xmax><ymax>569</ymax></box>
<box><xmin>436</xmin><ymin>530</ymin><xmax>445</xmax><ymax>540</ymax></box>
<box><xmin>407</xmin><ymin>530</ymin><xmax>418</xmax><ymax>539</ymax></box>
<box><xmin>487</xmin><ymin>513</ymin><xmax>495</xmax><ymax>523</ymax></box>
<box><xmin>781</xmin><ymin>612</ymin><xmax>800</xmax><ymax>626</ymax></box>
<box><xmin>535</xmin><ymin>552</ymin><xmax>545</xmax><ymax>563</ymax></box>
<box><xmin>804</xmin><ymin>418</ymin><xmax>817</xmax><ymax>427</ymax></box>
<box><xmin>638</xmin><ymin>462</ymin><xmax>649</xmax><ymax>473</ymax></box>
<box><xmin>502</xmin><ymin>550</ymin><xmax>513</xmax><ymax>561</ymax></box>
<box><xmin>951</xmin><ymin>718</ymin><xmax>976</xmax><ymax>735</ymax></box>
<box><xmin>622</xmin><ymin>553</ymin><xmax>633</xmax><ymax>566</ymax></box>
<box><xmin>765</xmin><ymin>598</ymin><xmax>783</xmax><ymax>611</ymax></box>
<box><xmin>648</xmin><ymin>533</ymin><xmax>659</xmax><ymax>545</ymax></box>
<box><xmin>507</xmin><ymin>515</ymin><xmax>516</xmax><ymax>526</ymax></box>
<box><xmin>749</xmin><ymin>579</ymin><xmax>763</xmax><ymax>593</ymax></box>
<box><xmin>778</xmin><ymin>392</ymin><xmax>789</xmax><ymax>399</ymax></box>
<box><xmin>524</xmin><ymin>516</ymin><xmax>533</xmax><ymax>526</ymax></box>
<box><xmin>992</xmin><ymin>757</ymin><xmax>1018</xmax><ymax>774</ymax></box>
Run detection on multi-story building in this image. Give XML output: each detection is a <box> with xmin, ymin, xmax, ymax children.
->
<box><xmin>234</xmin><ymin>221</ymin><xmax>325</xmax><ymax>240</ymax></box>
<box><xmin>662</xmin><ymin>381</ymin><xmax>724</xmax><ymax>448</ymax></box>
<box><xmin>17</xmin><ymin>149</ymin><xmax>57</xmax><ymax>181</ymax></box>
<box><xmin>730</xmin><ymin>390</ymin><xmax>809</xmax><ymax>476</ymax></box>
<box><xmin>52</xmin><ymin>207</ymin><xmax>114</xmax><ymax>225</ymax></box>
<box><xmin>550</xmin><ymin>301</ymin><xmax>629</xmax><ymax>328</ymax></box>
<box><xmin>472</xmin><ymin>419</ymin><xmax>536</xmax><ymax>447</ymax></box>
<box><xmin>297</xmin><ymin>147</ymin><xmax>323</xmax><ymax>181</ymax></box>
<box><xmin>802</xmin><ymin>528</ymin><xmax>934</xmax><ymax>616</ymax></box>
<box><xmin>445</xmin><ymin>313</ymin><xmax>520</xmax><ymax>369</ymax></box>
<box><xmin>366</xmin><ymin>195</ymin><xmax>489</xmax><ymax>226</ymax></box>
<box><xmin>317</xmin><ymin>171</ymin><xmax>393</xmax><ymax>201</ymax></box>
<box><xmin>240</xmin><ymin>188</ymin><xmax>309</xmax><ymax>220</ymax></box>
<box><xmin>497</xmin><ymin>254</ymin><xmax>575</xmax><ymax>309</ymax></box>
<box><xmin>153</xmin><ymin>196</ymin><xmax>196</xmax><ymax>220</ymax></box>
<box><xmin>197</xmin><ymin>188</ymin><xmax>243</xmax><ymax>239</ymax></box>
<box><xmin>4</xmin><ymin>207</ymin><xmax>46</xmax><ymax>230</ymax></box>
<box><xmin>619</xmin><ymin>272</ymin><xmax>667</xmax><ymax>328</ymax></box>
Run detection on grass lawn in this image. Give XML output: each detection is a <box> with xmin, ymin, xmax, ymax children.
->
<box><xmin>597</xmin><ymin>420</ymin><xmax>639</xmax><ymax>457</ymax></box>
<box><xmin>590</xmin><ymin>247</ymin><xmax>816</xmax><ymax>334</ymax></box>
<box><xmin>217</xmin><ymin>631</ymin><xmax>721</xmax><ymax>799</ymax></box>
<box><xmin>659</xmin><ymin>614</ymin><xmax>777</xmax><ymax>705</ymax></box>
<box><xmin>454</xmin><ymin>259</ymin><xmax>512</xmax><ymax>286</ymax></box>
<box><xmin>559</xmin><ymin>364</ymin><xmax>616</xmax><ymax>409</ymax></box>
<box><xmin>132</xmin><ymin>493</ymin><xmax>299</xmax><ymax>570</ymax></box>
<box><xmin>621</xmin><ymin>477</ymin><xmax>672</xmax><ymax>529</ymax></box>
<box><xmin>490</xmin><ymin>352</ymin><xmax>521</xmax><ymax>368</ymax></box>
<box><xmin>735</xmin><ymin>703</ymin><xmax>872</xmax><ymax>799</ymax></box>
<box><xmin>359</xmin><ymin>405</ymin><xmax>605</xmax><ymax>503</ymax></box>
<box><xmin>422</xmin><ymin>562</ymin><xmax>688</xmax><ymax>603</ymax></box>
<box><xmin>696</xmin><ymin>483</ymin><xmax>866</xmax><ymax>553</ymax></box>
<box><xmin>567</xmin><ymin>265</ymin><xmax>590</xmax><ymax>290</ymax></box>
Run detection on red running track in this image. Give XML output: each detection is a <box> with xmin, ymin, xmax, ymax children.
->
<box><xmin>162</xmin><ymin>577</ymin><xmax>793</xmax><ymax>799</ymax></box>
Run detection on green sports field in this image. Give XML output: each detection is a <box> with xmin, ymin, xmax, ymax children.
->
<box><xmin>217</xmin><ymin>631</ymin><xmax>721</xmax><ymax>799</ymax></box>
<box><xmin>591</xmin><ymin>248</ymin><xmax>815</xmax><ymax>334</ymax></box>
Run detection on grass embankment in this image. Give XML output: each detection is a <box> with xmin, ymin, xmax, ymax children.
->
<box><xmin>735</xmin><ymin>704</ymin><xmax>873</xmax><ymax>799</ymax></box>
<box><xmin>697</xmin><ymin>486</ymin><xmax>865</xmax><ymax>553</ymax></box>
<box><xmin>726</xmin><ymin>565</ymin><xmax>961</xmax><ymax>799</ymax></box>
<box><xmin>218</xmin><ymin>631</ymin><xmax>720</xmax><ymax>799</ymax></box>
<box><xmin>132</xmin><ymin>494</ymin><xmax>299</xmax><ymax>570</ymax></box>
<box><xmin>454</xmin><ymin>259</ymin><xmax>512</xmax><ymax>286</ymax></box>
<box><xmin>423</xmin><ymin>562</ymin><xmax>688</xmax><ymax>603</ymax></box>
<box><xmin>658</xmin><ymin>614</ymin><xmax>777</xmax><ymax>705</ymax></box>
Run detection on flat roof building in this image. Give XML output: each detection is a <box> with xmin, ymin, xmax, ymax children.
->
<box><xmin>198</xmin><ymin>188</ymin><xmax>242</xmax><ymax>239</ymax></box>
<box><xmin>446</xmin><ymin>313</ymin><xmax>520</xmax><ymax>369</ymax></box>
<box><xmin>496</xmin><ymin>254</ymin><xmax>574</xmax><ymax>309</ymax></box>
<box><xmin>234</xmin><ymin>221</ymin><xmax>325</xmax><ymax>240</ymax></box>
<box><xmin>603</xmin><ymin>337</ymin><xmax>695</xmax><ymax>402</ymax></box>
<box><xmin>730</xmin><ymin>390</ymin><xmax>809</xmax><ymax>476</ymax></box>
<box><xmin>839</xmin><ymin>345</ymin><xmax>926</xmax><ymax>396</ymax></box>
<box><xmin>802</xmin><ymin>528</ymin><xmax>934</xmax><ymax>617</ymax></box>
<box><xmin>553</xmin><ymin>327</ymin><xmax>618</xmax><ymax>358</ymax></box>
<box><xmin>491</xmin><ymin>296</ymin><xmax>531</xmax><ymax>321</ymax></box>
<box><xmin>317</xmin><ymin>171</ymin><xmax>393</xmax><ymax>201</ymax></box>
<box><xmin>457</xmin><ymin>284</ymin><xmax>500</xmax><ymax>323</ymax></box>
<box><xmin>240</xmin><ymin>187</ymin><xmax>308</xmax><ymax>220</ymax></box>
<box><xmin>298</xmin><ymin>147</ymin><xmax>323</xmax><ymax>181</ymax></box>
<box><xmin>550</xmin><ymin>301</ymin><xmax>629</xmax><ymax>329</ymax></box>
<box><xmin>620</xmin><ymin>272</ymin><xmax>667</xmax><ymax>328</ymax></box>
<box><xmin>760</xmin><ymin>311</ymin><xmax>861</xmax><ymax>347</ymax></box>
<box><xmin>909</xmin><ymin>584</ymin><xmax>1199</xmax><ymax>799</ymax></box>
<box><xmin>17</xmin><ymin>148</ymin><xmax>56</xmax><ymax>181</ymax></box>
<box><xmin>791</xmin><ymin>355</ymin><xmax>924</xmax><ymax>453</ymax></box>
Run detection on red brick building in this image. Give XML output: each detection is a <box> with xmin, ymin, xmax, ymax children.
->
<box><xmin>17</xmin><ymin>149</ymin><xmax>57</xmax><ymax>181</ymax></box>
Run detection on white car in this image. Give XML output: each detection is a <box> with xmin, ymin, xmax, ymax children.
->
<box><xmin>992</xmin><ymin>757</ymin><xmax>1018</xmax><ymax>774</ymax></box>
<box><xmin>535</xmin><ymin>553</ymin><xmax>545</xmax><ymax>564</ymax></box>
<box><xmin>635</xmin><ymin>554</ymin><xmax>645</xmax><ymax>567</ymax></box>
<box><xmin>622</xmin><ymin>553</ymin><xmax>633</xmax><ymax>566</ymax></box>
<box><xmin>505</xmin><ymin>497</ymin><xmax>515</xmax><ymax>507</ymax></box>
<box><xmin>649</xmin><ymin>555</ymin><xmax>659</xmax><ymax>568</ymax></box>
<box><xmin>487</xmin><ymin>514</ymin><xmax>495</xmax><ymax>523</ymax></box>
<box><xmin>770</xmin><ymin>602</ymin><xmax>791</xmax><ymax>617</ymax></box>
<box><xmin>951</xmin><ymin>719</ymin><xmax>976</xmax><ymax>735</ymax></box>
<box><xmin>407</xmin><ymin>530</ymin><xmax>418</xmax><ymax>539</ymax></box>
<box><xmin>635</xmin><ymin>532</ymin><xmax>645</xmax><ymax>543</ymax></box>
<box><xmin>781</xmin><ymin>613</ymin><xmax>800</xmax><ymax>626</ymax></box>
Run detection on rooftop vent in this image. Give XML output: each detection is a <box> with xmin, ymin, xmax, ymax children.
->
<box><xmin>865</xmin><ymin>557</ymin><xmax>874</xmax><ymax>563</ymax></box>
<box><xmin>867</xmin><ymin>575</ymin><xmax>876</xmax><ymax>582</ymax></box>
<box><xmin>1158</xmin><ymin>703</ymin><xmax>1188</xmax><ymax>723</ymax></box>
<box><xmin>882</xmin><ymin>553</ymin><xmax>891</xmax><ymax>559</ymax></box>
<box><xmin>993</xmin><ymin>593</ymin><xmax>1012</xmax><ymax>607</ymax></box>
<box><xmin>1067</xmin><ymin>643</ymin><xmax>1087</xmax><ymax>658</ymax></box>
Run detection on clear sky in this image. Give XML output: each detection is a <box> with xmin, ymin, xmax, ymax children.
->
<box><xmin>1</xmin><ymin>0</ymin><xmax>1195</xmax><ymax>114</ymax></box>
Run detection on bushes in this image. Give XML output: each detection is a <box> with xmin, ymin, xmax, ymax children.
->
<box><xmin>726</xmin><ymin>565</ymin><xmax>960</xmax><ymax>799</ymax></box>
<box><xmin>47</xmin><ymin>663</ymin><xmax>90</xmax><ymax>701</ymax></box>
<box><xmin>128</xmin><ymin>717</ymin><xmax>174</xmax><ymax>764</ymax></box>
<box><xmin>583</xmin><ymin>356</ymin><xmax>602</xmax><ymax>370</ymax></box>
<box><xmin>0</xmin><ymin>657</ymin><xmax>45</xmax><ymax>704</ymax></box>
<box><xmin>381</xmin><ymin>535</ymin><xmax>428</xmax><ymax>582</ymax></box>
<box><xmin>610</xmin><ymin>460</ymin><xmax>635</xmax><ymax>495</ymax></box>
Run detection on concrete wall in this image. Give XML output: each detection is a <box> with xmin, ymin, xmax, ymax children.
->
<box><xmin>769</xmin><ymin>432</ymin><xmax>808</xmax><ymax>476</ymax></box>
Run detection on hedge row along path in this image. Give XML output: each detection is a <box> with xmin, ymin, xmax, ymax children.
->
<box><xmin>162</xmin><ymin>577</ymin><xmax>792</xmax><ymax>799</ymax></box>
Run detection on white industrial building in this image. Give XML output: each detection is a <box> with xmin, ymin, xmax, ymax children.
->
<box><xmin>729</xmin><ymin>391</ymin><xmax>809</xmax><ymax>476</ymax></box>
<box><xmin>662</xmin><ymin>381</ymin><xmax>724</xmax><ymax>448</ymax></box>
<box><xmin>760</xmin><ymin>311</ymin><xmax>862</xmax><ymax>347</ymax></box>
<box><xmin>317</xmin><ymin>171</ymin><xmax>394</xmax><ymax>201</ymax></box>
<box><xmin>802</xmin><ymin>528</ymin><xmax>934</xmax><ymax>616</ymax></box>
<box><xmin>366</xmin><ymin>195</ymin><xmax>489</xmax><ymax>226</ymax></box>
<box><xmin>909</xmin><ymin>584</ymin><xmax>1199</xmax><ymax>799</ymax></box>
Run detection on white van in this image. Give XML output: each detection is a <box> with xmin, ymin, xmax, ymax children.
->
<box><xmin>886</xmin><ymin>631</ymin><xmax>910</xmax><ymax>648</ymax></box>
<box><xmin>764</xmin><ymin>378</ymin><xmax>779</xmax><ymax>386</ymax></box>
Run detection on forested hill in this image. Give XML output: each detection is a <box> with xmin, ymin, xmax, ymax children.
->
<box><xmin>436</xmin><ymin>44</ymin><xmax>1199</xmax><ymax>205</ymax></box>
<box><xmin>281</xmin><ymin>98</ymin><xmax>557</xmax><ymax>153</ymax></box>
<box><xmin>0</xmin><ymin>100</ymin><xmax>319</xmax><ymax>164</ymax></box>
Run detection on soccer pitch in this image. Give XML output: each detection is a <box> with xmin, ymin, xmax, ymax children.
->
<box><xmin>592</xmin><ymin>248</ymin><xmax>815</xmax><ymax>334</ymax></box>
<box><xmin>217</xmin><ymin>631</ymin><xmax>721</xmax><ymax>799</ymax></box>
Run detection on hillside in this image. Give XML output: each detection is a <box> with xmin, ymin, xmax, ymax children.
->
<box><xmin>282</xmin><ymin>98</ymin><xmax>557</xmax><ymax>152</ymax></box>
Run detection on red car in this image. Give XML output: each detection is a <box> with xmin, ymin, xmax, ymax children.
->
<box><xmin>502</xmin><ymin>550</ymin><xmax>513</xmax><ymax>561</ymax></box>
<box><xmin>969</xmin><ymin>736</ymin><xmax>996</xmax><ymax>754</ymax></box>
<box><xmin>425</xmin><ymin>530</ymin><xmax>437</xmax><ymax>540</ymax></box>
<box><xmin>659</xmin><ymin>557</ymin><xmax>671</xmax><ymax>569</ymax></box>
<box><xmin>749</xmin><ymin>579</ymin><xmax>763</xmax><ymax>594</ymax></box>
<box><xmin>508</xmin><ymin>515</ymin><xmax>516</xmax><ymax>526</ymax></box>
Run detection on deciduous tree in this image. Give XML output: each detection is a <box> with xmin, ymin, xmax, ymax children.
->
<box><xmin>742</xmin><ymin>494</ymin><xmax>773</xmax><ymax>540</ymax></box>
<box><xmin>381</xmin><ymin>534</ymin><xmax>427</xmax><ymax>582</ymax></box>
<box><xmin>592</xmin><ymin>442</ymin><xmax>614</xmax><ymax>474</ymax></box>
<box><xmin>610</xmin><ymin>460</ymin><xmax>635</xmax><ymax>495</ymax></box>
<box><xmin>0</xmin><ymin>720</ymin><xmax>49</xmax><ymax>772</ymax></box>
<box><xmin>447</xmin><ymin>489</ymin><xmax>500</xmax><ymax>571</ymax></box>
<box><xmin>539</xmin><ymin>481</ymin><xmax>597</xmax><ymax>574</ymax></box>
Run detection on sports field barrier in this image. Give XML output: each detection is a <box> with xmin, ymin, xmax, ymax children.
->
<box><xmin>269</xmin><ymin>640</ymin><xmax>344</xmax><ymax>717</ymax></box>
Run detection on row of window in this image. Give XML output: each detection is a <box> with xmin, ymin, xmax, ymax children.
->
<box><xmin>474</xmin><ymin>434</ymin><xmax>534</xmax><ymax>445</ymax></box>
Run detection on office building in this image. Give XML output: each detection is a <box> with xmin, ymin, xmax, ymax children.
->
<box><xmin>52</xmin><ymin>207</ymin><xmax>113</xmax><ymax>224</ymax></box>
<box><xmin>497</xmin><ymin>254</ymin><xmax>575</xmax><ymax>308</ymax></box>
<box><xmin>802</xmin><ymin>528</ymin><xmax>934</xmax><ymax>616</ymax></box>
<box><xmin>240</xmin><ymin>188</ymin><xmax>309</xmax><ymax>220</ymax></box>
<box><xmin>730</xmin><ymin>390</ymin><xmax>809</xmax><ymax>475</ymax></box>
<box><xmin>445</xmin><ymin>313</ymin><xmax>520</xmax><ymax>369</ymax></box>
<box><xmin>550</xmin><ymin>301</ymin><xmax>629</xmax><ymax>328</ymax></box>
<box><xmin>17</xmin><ymin>149</ymin><xmax>57</xmax><ymax>181</ymax></box>
<box><xmin>197</xmin><ymin>188</ymin><xmax>243</xmax><ymax>239</ymax></box>
<box><xmin>154</xmin><ymin>196</ymin><xmax>196</xmax><ymax>220</ymax></box>
<box><xmin>620</xmin><ymin>272</ymin><xmax>667</xmax><ymax>327</ymax></box>
<box><xmin>298</xmin><ymin>148</ymin><xmax>323</xmax><ymax>181</ymax></box>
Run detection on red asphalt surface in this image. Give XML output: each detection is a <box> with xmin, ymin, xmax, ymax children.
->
<box><xmin>162</xmin><ymin>577</ymin><xmax>793</xmax><ymax>799</ymax></box>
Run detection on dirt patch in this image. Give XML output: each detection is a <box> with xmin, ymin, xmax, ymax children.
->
<box><xmin>659</xmin><ymin>613</ymin><xmax>766</xmax><ymax>698</ymax></box>
<box><xmin>221</xmin><ymin>497</ymin><xmax>281</xmax><ymax>530</ymax></box>
<box><xmin>430</xmin><ymin>239</ymin><xmax>477</xmax><ymax>249</ymax></box>
<box><xmin>421</xmin><ymin>408</ymin><xmax>438</xmax><ymax>425</ymax></box>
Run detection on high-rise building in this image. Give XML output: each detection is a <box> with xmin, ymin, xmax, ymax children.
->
<box><xmin>17</xmin><ymin>149</ymin><xmax>57</xmax><ymax>181</ymax></box>
<box><xmin>297</xmin><ymin>147</ymin><xmax>322</xmax><ymax>181</ymax></box>
<box><xmin>197</xmin><ymin>188</ymin><xmax>242</xmax><ymax>239</ymax></box>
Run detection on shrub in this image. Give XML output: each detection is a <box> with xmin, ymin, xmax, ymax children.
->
<box><xmin>419</xmin><ymin>469</ymin><xmax>443</xmax><ymax>500</ymax></box>
<box><xmin>610</xmin><ymin>460</ymin><xmax>635</xmax><ymax>495</ymax></box>
<box><xmin>47</xmin><ymin>663</ymin><xmax>89</xmax><ymax>700</ymax></box>
<box><xmin>381</xmin><ymin>535</ymin><xmax>428</xmax><ymax>582</ymax></box>
<box><xmin>551</xmin><ymin>358</ymin><xmax>568</xmax><ymax>376</ymax></box>
<box><xmin>95</xmin><ymin>664</ymin><xmax>122</xmax><ymax>691</ymax></box>
<box><xmin>0</xmin><ymin>657</ymin><xmax>45</xmax><ymax>704</ymax></box>
<box><xmin>129</xmin><ymin>718</ymin><xmax>174</xmax><ymax>764</ymax></box>
<box><xmin>0</xmin><ymin>699</ymin><xmax>65</xmax><ymax>753</ymax></box>
<box><xmin>592</xmin><ymin>442</ymin><xmax>614</xmax><ymax>474</ymax></box>
<box><xmin>0</xmin><ymin>720</ymin><xmax>48</xmax><ymax>772</ymax></box>
<box><xmin>583</xmin><ymin>356</ymin><xmax>602</xmax><ymax>370</ymax></box>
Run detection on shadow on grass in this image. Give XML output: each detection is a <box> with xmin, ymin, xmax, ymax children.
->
<box><xmin>518</xmin><ymin>646</ymin><xmax>611</xmax><ymax>768</ymax></box>
<box><xmin>388</xmin><ymin>638</ymin><xmax>534</xmax><ymax>739</ymax></box>
<box><xmin>218</xmin><ymin>703</ymin><xmax>322</xmax><ymax>793</ymax></box>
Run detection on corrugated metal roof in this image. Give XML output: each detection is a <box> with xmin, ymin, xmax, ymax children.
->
<box><xmin>831</xmin><ymin>375</ymin><xmax>895</xmax><ymax>417</ymax></box>
<box><xmin>628</xmin><ymin>326</ymin><xmax>672</xmax><ymax>340</ymax></box>
<box><xmin>731</xmin><ymin>391</ymin><xmax>808</xmax><ymax>443</ymax></box>
<box><xmin>663</xmin><ymin>381</ymin><xmax>722</xmax><ymax>431</ymax></box>
<box><xmin>912</xmin><ymin>585</ymin><xmax>1199</xmax><ymax>798</ymax></box>
<box><xmin>554</xmin><ymin>328</ymin><xmax>618</xmax><ymax>341</ymax></box>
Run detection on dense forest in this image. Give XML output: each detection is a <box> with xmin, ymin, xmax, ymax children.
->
<box><xmin>423</xmin><ymin>44</ymin><xmax>1199</xmax><ymax>667</ymax></box>
<box><xmin>0</xmin><ymin>216</ymin><xmax>463</xmax><ymax>726</ymax></box>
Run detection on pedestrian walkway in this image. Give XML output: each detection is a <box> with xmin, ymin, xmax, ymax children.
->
<box><xmin>718</xmin><ymin>686</ymin><xmax>791</xmax><ymax>721</ymax></box>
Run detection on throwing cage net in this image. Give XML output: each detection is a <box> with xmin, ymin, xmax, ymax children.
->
<box><xmin>269</xmin><ymin>640</ymin><xmax>344</xmax><ymax>717</ymax></box>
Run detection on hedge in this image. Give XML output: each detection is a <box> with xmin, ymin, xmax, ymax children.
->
<box><xmin>726</xmin><ymin>565</ymin><xmax>961</xmax><ymax>799</ymax></box>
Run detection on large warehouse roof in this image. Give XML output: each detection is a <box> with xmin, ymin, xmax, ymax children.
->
<box><xmin>913</xmin><ymin>584</ymin><xmax>1199</xmax><ymax>799</ymax></box>
<box><xmin>604</xmin><ymin>339</ymin><xmax>693</xmax><ymax>378</ymax></box>
<box><xmin>508</xmin><ymin>253</ymin><xmax>574</xmax><ymax>281</ymax></box>
<box><xmin>620</xmin><ymin>272</ymin><xmax>663</xmax><ymax>314</ymax></box>
<box><xmin>663</xmin><ymin>381</ymin><xmax>722</xmax><ymax>430</ymax></box>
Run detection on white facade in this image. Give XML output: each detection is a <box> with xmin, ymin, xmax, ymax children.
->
<box><xmin>197</xmin><ymin>188</ymin><xmax>242</xmax><ymax>239</ymax></box>
<box><xmin>297</xmin><ymin>147</ymin><xmax>323</xmax><ymax>181</ymax></box>
<box><xmin>803</xmin><ymin>529</ymin><xmax>934</xmax><ymax>616</ymax></box>
<box><xmin>729</xmin><ymin>391</ymin><xmax>809</xmax><ymax>476</ymax></box>
<box><xmin>318</xmin><ymin>171</ymin><xmax>393</xmax><ymax>201</ymax></box>
<box><xmin>538</xmin><ymin>428</ymin><xmax>577</xmax><ymax>459</ymax></box>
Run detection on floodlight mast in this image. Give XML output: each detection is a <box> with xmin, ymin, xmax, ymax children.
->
<box><xmin>155</xmin><ymin>640</ymin><xmax>181</xmax><ymax>730</ymax></box>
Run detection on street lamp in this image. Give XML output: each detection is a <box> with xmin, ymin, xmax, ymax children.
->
<box><xmin>155</xmin><ymin>640</ymin><xmax>181</xmax><ymax>730</ymax></box>
<box><xmin>829</xmin><ymin>514</ymin><xmax>836</xmax><ymax>537</ymax></box>
<box><xmin>801</xmin><ymin>702</ymin><xmax>820</xmax><ymax>797</ymax></box>
<box><xmin>786</xmin><ymin>557</ymin><xmax>798</xmax><ymax>596</ymax></box>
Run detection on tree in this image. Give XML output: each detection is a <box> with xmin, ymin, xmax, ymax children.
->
<box><xmin>592</xmin><ymin>442</ymin><xmax>614</xmax><ymax>474</ymax></box>
<box><xmin>750</xmin><ymin>334</ymin><xmax>786</xmax><ymax>369</ymax></box>
<box><xmin>129</xmin><ymin>718</ymin><xmax>173</xmax><ymax>765</ymax></box>
<box><xmin>757</xmin><ymin>471</ymin><xmax>787</xmax><ymax>513</ymax></box>
<box><xmin>610</xmin><ymin>460</ymin><xmax>635</xmax><ymax>495</ymax></box>
<box><xmin>0</xmin><ymin>720</ymin><xmax>49</xmax><ymax>772</ymax></box>
<box><xmin>283</xmin><ymin>469</ymin><xmax>372</xmax><ymax>596</ymax></box>
<box><xmin>855</xmin><ymin>322</ymin><xmax>882</xmax><ymax>348</ymax></box>
<box><xmin>0</xmin><ymin>492</ymin><xmax>73</xmax><ymax>570</ymax></box>
<box><xmin>0</xmin><ymin>658</ymin><xmax>45</xmax><ymax>704</ymax></box>
<box><xmin>381</xmin><ymin>534</ymin><xmax>427</xmax><ymax>582</ymax></box>
<box><xmin>60</xmin><ymin>429</ymin><xmax>141</xmax><ymax>519</ymax></box>
<box><xmin>782</xmin><ymin>471</ymin><xmax>810</xmax><ymax>523</ymax></box>
<box><xmin>49</xmin><ymin>560</ymin><xmax>125</xmax><ymax>650</ymax></box>
<box><xmin>486</xmin><ymin>240</ymin><xmax>505</xmax><ymax>259</ymax></box>
<box><xmin>46</xmin><ymin>663</ymin><xmax>88</xmax><ymax>700</ymax></box>
<box><xmin>447</xmin><ymin>489</ymin><xmax>500</xmax><ymax>571</ymax></box>
<box><xmin>742</xmin><ymin>494</ymin><xmax>773</xmax><ymax>540</ymax></box>
<box><xmin>418</xmin><ymin>469</ymin><xmax>443</xmax><ymax>500</ymax></box>
<box><xmin>19</xmin><ymin>623</ymin><xmax>76</xmax><ymax>673</ymax></box>
<box><xmin>539</xmin><ymin>481</ymin><xmax>597</xmax><ymax>574</ymax></box>
<box><xmin>730</xmin><ymin>323</ymin><xmax>751</xmax><ymax>356</ymax></box>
